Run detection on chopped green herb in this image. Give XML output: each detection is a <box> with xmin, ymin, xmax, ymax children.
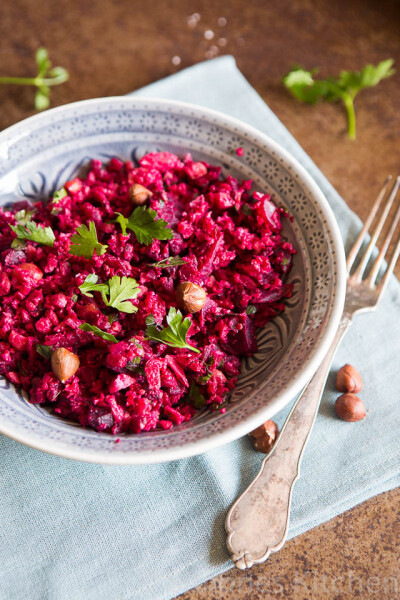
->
<box><xmin>126</xmin><ymin>356</ymin><xmax>141</xmax><ymax>371</ymax></box>
<box><xmin>246</xmin><ymin>305</ymin><xmax>257</xmax><ymax>315</ymax></box>
<box><xmin>69</xmin><ymin>221</ymin><xmax>108</xmax><ymax>259</ymax></box>
<box><xmin>114</xmin><ymin>206</ymin><xmax>174</xmax><ymax>246</ymax></box>
<box><xmin>9</xmin><ymin>221</ymin><xmax>55</xmax><ymax>247</ymax></box>
<box><xmin>78</xmin><ymin>323</ymin><xmax>118</xmax><ymax>343</ymax></box>
<box><xmin>17</xmin><ymin>361</ymin><xmax>28</xmax><ymax>376</ymax></box>
<box><xmin>151</xmin><ymin>256</ymin><xmax>187</xmax><ymax>268</ymax></box>
<box><xmin>129</xmin><ymin>337</ymin><xmax>144</xmax><ymax>350</ymax></box>
<box><xmin>145</xmin><ymin>307</ymin><xmax>200</xmax><ymax>353</ymax></box>
<box><xmin>282</xmin><ymin>257</ymin><xmax>291</xmax><ymax>266</ymax></box>
<box><xmin>14</xmin><ymin>209</ymin><xmax>35</xmax><ymax>226</ymax></box>
<box><xmin>197</xmin><ymin>373</ymin><xmax>212</xmax><ymax>384</ymax></box>
<box><xmin>187</xmin><ymin>382</ymin><xmax>206</xmax><ymax>409</ymax></box>
<box><xmin>11</xmin><ymin>238</ymin><xmax>27</xmax><ymax>249</ymax></box>
<box><xmin>78</xmin><ymin>274</ymin><xmax>109</xmax><ymax>298</ymax></box>
<box><xmin>145</xmin><ymin>314</ymin><xmax>156</xmax><ymax>326</ymax></box>
<box><xmin>36</xmin><ymin>344</ymin><xmax>53</xmax><ymax>360</ymax></box>
<box><xmin>71</xmin><ymin>294</ymin><xmax>78</xmax><ymax>303</ymax></box>
<box><xmin>52</xmin><ymin>187</ymin><xmax>68</xmax><ymax>203</ymax></box>
<box><xmin>107</xmin><ymin>313</ymin><xmax>119</xmax><ymax>325</ymax></box>
<box><xmin>283</xmin><ymin>59</ymin><xmax>395</xmax><ymax>139</ymax></box>
<box><xmin>241</xmin><ymin>204</ymin><xmax>253</xmax><ymax>216</ymax></box>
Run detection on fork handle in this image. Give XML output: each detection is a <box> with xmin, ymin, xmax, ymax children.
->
<box><xmin>225</xmin><ymin>316</ymin><xmax>351</xmax><ymax>569</ymax></box>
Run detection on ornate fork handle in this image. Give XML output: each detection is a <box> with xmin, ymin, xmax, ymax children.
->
<box><xmin>225</xmin><ymin>315</ymin><xmax>351</xmax><ymax>569</ymax></box>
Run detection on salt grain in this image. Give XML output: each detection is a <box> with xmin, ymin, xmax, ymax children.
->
<box><xmin>217</xmin><ymin>37</ymin><xmax>227</xmax><ymax>47</ymax></box>
<box><xmin>204</xmin><ymin>29</ymin><xmax>214</xmax><ymax>40</ymax></box>
<box><xmin>171</xmin><ymin>56</ymin><xmax>181</xmax><ymax>66</ymax></box>
<box><xmin>217</xmin><ymin>17</ymin><xmax>227</xmax><ymax>27</ymax></box>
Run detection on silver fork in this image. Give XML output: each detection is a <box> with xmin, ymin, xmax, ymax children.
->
<box><xmin>225</xmin><ymin>176</ymin><xmax>400</xmax><ymax>569</ymax></box>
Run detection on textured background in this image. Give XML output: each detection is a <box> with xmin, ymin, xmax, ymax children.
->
<box><xmin>0</xmin><ymin>1</ymin><xmax>399</xmax><ymax>598</ymax></box>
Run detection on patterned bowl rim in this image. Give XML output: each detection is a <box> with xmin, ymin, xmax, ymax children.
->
<box><xmin>0</xmin><ymin>97</ymin><xmax>346</xmax><ymax>464</ymax></box>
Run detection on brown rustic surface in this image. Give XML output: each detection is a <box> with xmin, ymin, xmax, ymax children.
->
<box><xmin>0</xmin><ymin>0</ymin><xmax>399</xmax><ymax>598</ymax></box>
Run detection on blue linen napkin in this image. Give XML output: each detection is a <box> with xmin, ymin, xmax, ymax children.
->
<box><xmin>0</xmin><ymin>56</ymin><xmax>399</xmax><ymax>600</ymax></box>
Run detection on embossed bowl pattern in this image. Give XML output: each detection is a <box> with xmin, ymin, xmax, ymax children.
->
<box><xmin>0</xmin><ymin>98</ymin><xmax>346</xmax><ymax>463</ymax></box>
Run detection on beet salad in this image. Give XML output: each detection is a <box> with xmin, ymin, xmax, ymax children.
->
<box><xmin>0</xmin><ymin>152</ymin><xmax>296</xmax><ymax>435</ymax></box>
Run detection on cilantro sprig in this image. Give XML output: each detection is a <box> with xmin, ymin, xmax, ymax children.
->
<box><xmin>114</xmin><ymin>206</ymin><xmax>173</xmax><ymax>246</ymax></box>
<box><xmin>283</xmin><ymin>59</ymin><xmax>395</xmax><ymax>139</ymax></box>
<box><xmin>69</xmin><ymin>221</ymin><xmax>108</xmax><ymax>259</ymax></box>
<box><xmin>0</xmin><ymin>48</ymin><xmax>68</xmax><ymax>111</ymax></box>
<box><xmin>78</xmin><ymin>274</ymin><xmax>140</xmax><ymax>313</ymax></box>
<box><xmin>79</xmin><ymin>323</ymin><xmax>118</xmax><ymax>343</ymax></box>
<box><xmin>9</xmin><ymin>221</ymin><xmax>55</xmax><ymax>247</ymax></box>
<box><xmin>146</xmin><ymin>307</ymin><xmax>199</xmax><ymax>353</ymax></box>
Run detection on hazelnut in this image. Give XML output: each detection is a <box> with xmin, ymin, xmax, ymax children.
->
<box><xmin>129</xmin><ymin>183</ymin><xmax>153</xmax><ymax>206</ymax></box>
<box><xmin>335</xmin><ymin>393</ymin><xmax>366</xmax><ymax>422</ymax></box>
<box><xmin>248</xmin><ymin>420</ymin><xmax>279</xmax><ymax>454</ymax></box>
<box><xmin>336</xmin><ymin>364</ymin><xmax>363</xmax><ymax>393</ymax></box>
<box><xmin>51</xmin><ymin>347</ymin><xmax>80</xmax><ymax>384</ymax></box>
<box><xmin>176</xmin><ymin>281</ymin><xmax>207</xmax><ymax>313</ymax></box>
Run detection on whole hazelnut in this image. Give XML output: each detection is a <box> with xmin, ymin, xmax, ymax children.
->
<box><xmin>335</xmin><ymin>364</ymin><xmax>363</xmax><ymax>393</ymax></box>
<box><xmin>129</xmin><ymin>183</ymin><xmax>153</xmax><ymax>206</ymax></box>
<box><xmin>248</xmin><ymin>420</ymin><xmax>279</xmax><ymax>454</ymax></box>
<box><xmin>51</xmin><ymin>348</ymin><xmax>80</xmax><ymax>384</ymax></box>
<box><xmin>176</xmin><ymin>281</ymin><xmax>207</xmax><ymax>313</ymax></box>
<box><xmin>335</xmin><ymin>393</ymin><xmax>366</xmax><ymax>422</ymax></box>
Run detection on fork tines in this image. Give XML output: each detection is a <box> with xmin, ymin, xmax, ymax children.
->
<box><xmin>347</xmin><ymin>175</ymin><xmax>400</xmax><ymax>293</ymax></box>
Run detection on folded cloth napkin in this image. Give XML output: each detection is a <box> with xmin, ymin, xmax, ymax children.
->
<box><xmin>0</xmin><ymin>56</ymin><xmax>399</xmax><ymax>600</ymax></box>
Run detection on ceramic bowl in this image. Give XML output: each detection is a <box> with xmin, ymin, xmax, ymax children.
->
<box><xmin>0</xmin><ymin>98</ymin><xmax>346</xmax><ymax>463</ymax></box>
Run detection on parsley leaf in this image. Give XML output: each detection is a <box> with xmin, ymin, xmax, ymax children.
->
<box><xmin>105</xmin><ymin>276</ymin><xmax>140</xmax><ymax>313</ymax></box>
<box><xmin>36</xmin><ymin>344</ymin><xmax>53</xmax><ymax>360</ymax></box>
<box><xmin>79</xmin><ymin>323</ymin><xmax>118</xmax><ymax>343</ymax></box>
<box><xmin>245</xmin><ymin>305</ymin><xmax>257</xmax><ymax>315</ymax></box>
<box><xmin>52</xmin><ymin>187</ymin><xmax>68</xmax><ymax>203</ymax></box>
<box><xmin>69</xmin><ymin>221</ymin><xmax>108</xmax><ymax>259</ymax></box>
<box><xmin>151</xmin><ymin>256</ymin><xmax>187</xmax><ymax>268</ymax></box>
<box><xmin>9</xmin><ymin>221</ymin><xmax>55</xmax><ymax>247</ymax></box>
<box><xmin>78</xmin><ymin>274</ymin><xmax>140</xmax><ymax>313</ymax></box>
<box><xmin>283</xmin><ymin>59</ymin><xmax>395</xmax><ymax>139</ymax></box>
<box><xmin>113</xmin><ymin>212</ymin><xmax>128</xmax><ymax>235</ymax></box>
<box><xmin>78</xmin><ymin>274</ymin><xmax>109</xmax><ymax>298</ymax></box>
<box><xmin>114</xmin><ymin>207</ymin><xmax>173</xmax><ymax>246</ymax></box>
<box><xmin>146</xmin><ymin>307</ymin><xmax>200</xmax><ymax>353</ymax></box>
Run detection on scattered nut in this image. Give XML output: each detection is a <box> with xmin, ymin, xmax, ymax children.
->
<box><xmin>335</xmin><ymin>393</ymin><xmax>366</xmax><ymax>422</ymax></box>
<box><xmin>51</xmin><ymin>347</ymin><xmax>80</xmax><ymax>384</ymax></box>
<box><xmin>248</xmin><ymin>420</ymin><xmax>279</xmax><ymax>453</ymax></box>
<box><xmin>336</xmin><ymin>364</ymin><xmax>363</xmax><ymax>393</ymax></box>
<box><xmin>176</xmin><ymin>281</ymin><xmax>207</xmax><ymax>313</ymax></box>
<box><xmin>129</xmin><ymin>183</ymin><xmax>153</xmax><ymax>206</ymax></box>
